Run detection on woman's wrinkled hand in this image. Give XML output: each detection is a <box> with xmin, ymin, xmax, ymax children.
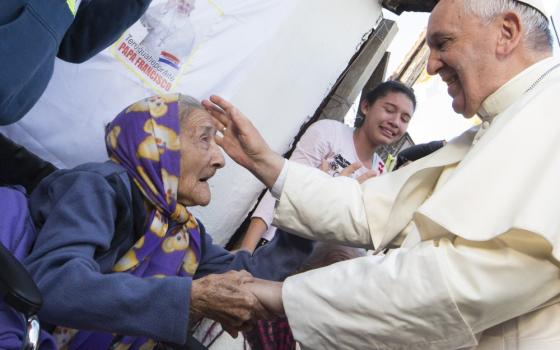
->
<box><xmin>190</xmin><ymin>270</ymin><xmax>274</xmax><ymax>337</ymax></box>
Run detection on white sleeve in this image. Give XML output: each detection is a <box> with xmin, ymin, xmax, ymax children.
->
<box><xmin>270</xmin><ymin>159</ymin><xmax>289</xmax><ymax>200</ymax></box>
<box><xmin>435</xmin><ymin>234</ymin><xmax>560</xmax><ymax>334</ymax></box>
<box><xmin>273</xmin><ymin>161</ymin><xmax>372</xmax><ymax>247</ymax></box>
<box><xmin>256</xmin><ymin>120</ymin><xmax>342</xmax><ymax>227</ymax></box>
<box><xmin>283</xmin><ymin>234</ymin><xmax>560</xmax><ymax>349</ymax></box>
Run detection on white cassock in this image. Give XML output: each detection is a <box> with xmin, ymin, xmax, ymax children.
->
<box><xmin>271</xmin><ymin>56</ymin><xmax>560</xmax><ymax>349</ymax></box>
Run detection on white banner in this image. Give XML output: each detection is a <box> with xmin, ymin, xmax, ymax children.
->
<box><xmin>1</xmin><ymin>0</ymin><xmax>297</xmax><ymax>167</ymax></box>
<box><xmin>2</xmin><ymin>0</ymin><xmax>383</xmax><ymax>243</ymax></box>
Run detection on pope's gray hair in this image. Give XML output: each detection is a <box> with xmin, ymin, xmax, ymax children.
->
<box><xmin>178</xmin><ymin>94</ymin><xmax>203</xmax><ymax>126</ymax></box>
<box><xmin>463</xmin><ymin>0</ymin><xmax>552</xmax><ymax>52</ymax></box>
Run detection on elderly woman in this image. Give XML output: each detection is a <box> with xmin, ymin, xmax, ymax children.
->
<box><xmin>23</xmin><ymin>94</ymin><xmax>312</xmax><ymax>349</ymax></box>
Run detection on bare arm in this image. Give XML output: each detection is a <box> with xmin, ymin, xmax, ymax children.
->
<box><xmin>240</xmin><ymin>217</ymin><xmax>269</xmax><ymax>253</ymax></box>
<box><xmin>246</xmin><ymin>278</ymin><xmax>284</xmax><ymax>317</ymax></box>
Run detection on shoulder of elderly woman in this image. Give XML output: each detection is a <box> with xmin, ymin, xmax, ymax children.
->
<box><xmin>25</xmin><ymin>161</ymin><xmax>193</xmax><ymax>344</ymax></box>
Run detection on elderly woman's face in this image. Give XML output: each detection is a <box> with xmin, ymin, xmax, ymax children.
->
<box><xmin>177</xmin><ymin>108</ymin><xmax>225</xmax><ymax>206</ymax></box>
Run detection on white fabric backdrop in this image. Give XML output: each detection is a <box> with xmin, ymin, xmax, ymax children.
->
<box><xmin>1</xmin><ymin>0</ymin><xmax>297</xmax><ymax>167</ymax></box>
<box><xmin>2</xmin><ymin>0</ymin><xmax>384</xmax><ymax>244</ymax></box>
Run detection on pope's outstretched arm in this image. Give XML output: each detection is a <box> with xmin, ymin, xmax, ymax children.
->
<box><xmin>202</xmin><ymin>95</ymin><xmax>284</xmax><ymax>188</ymax></box>
<box><xmin>202</xmin><ymin>95</ymin><xmax>374</xmax><ymax>247</ymax></box>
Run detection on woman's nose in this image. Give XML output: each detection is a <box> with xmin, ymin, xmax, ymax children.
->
<box><xmin>212</xmin><ymin>146</ymin><xmax>225</xmax><ymax>169</ymax></box>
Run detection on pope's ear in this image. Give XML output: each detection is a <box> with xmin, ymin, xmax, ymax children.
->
<box><xmin>496</xmin><ymin>11</ymin><xmax>522</xmax><ymax>57</ymax></box>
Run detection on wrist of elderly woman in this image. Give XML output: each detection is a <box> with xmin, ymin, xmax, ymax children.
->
<box><xmin>189</xmin><ymin>270</ymin><xmax>273</xmax><ymax>334</ymax></box>
<box><xmin>190</xmin><ymin>271</ymin><xmax>253</xmax><ymax>315</ymax></box>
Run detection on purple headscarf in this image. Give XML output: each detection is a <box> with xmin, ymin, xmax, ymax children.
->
<box><xmin>56</xmin><ymin>94</ymin><xmax>202</xmax><ymax>350</ymax></box>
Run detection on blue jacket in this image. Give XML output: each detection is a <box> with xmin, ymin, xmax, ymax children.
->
<box><xmin>0</xmin><ymin>0</ymin><xmax>152</xmax><ymax>125</ymax></box>
<box><xmin>25</xmin><ymin>162</ymin><xmax>313</xmax><ymax>345</ymax></box>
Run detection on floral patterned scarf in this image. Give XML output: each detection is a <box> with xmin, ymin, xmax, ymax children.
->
<box><xmin>55</xmin><ymin>94</ymin><xmax>202</xmax><ymax>350</ymax></box>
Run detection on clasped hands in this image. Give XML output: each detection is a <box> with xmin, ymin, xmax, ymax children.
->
<box><xmin>190</xmin><ymin>270</ymin><xmax>283</xmax><ymax>337</ymax></box>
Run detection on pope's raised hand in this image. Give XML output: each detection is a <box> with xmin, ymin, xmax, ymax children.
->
<box><xmin>202</xmin><ymin>95</ymin><xmax>284</xmax><ymax>188</ymax></box>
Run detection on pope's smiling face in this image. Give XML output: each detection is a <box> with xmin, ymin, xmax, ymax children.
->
<box><xmin>426</xmin><ymin>0</ymin><xmax>503</xmax><ymax>118</ymax></box>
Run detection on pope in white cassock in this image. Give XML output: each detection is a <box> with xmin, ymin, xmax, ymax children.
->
<box><xmin>203</xmin><ymin>0</ymin><xmax>560</xmax><ymax>349</ymax></box>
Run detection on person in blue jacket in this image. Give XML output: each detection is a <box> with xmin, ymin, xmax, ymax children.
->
<box><xmin>23</xmin><ymin>94</ymin><xmax>313</xmax><ymax>349</ymax></box>
<box><xmin>0</xmin><ymin>0</ymin><xmax>153</xmax><ymax>204</ymax></box>
<box><xmin>0</xmin><ymin>0</ymin><xmax>152</xmax><ymax>125</ymax></box>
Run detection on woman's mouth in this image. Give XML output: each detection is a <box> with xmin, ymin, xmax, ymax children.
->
<box><xmin>198</xmin><ymin>175</ymin><xmax>212</xmax><ymax>183</ymax></box>
<box><xmin>379</xmin><ymin>126</ymin><xmax>395</xmax><ymax>139</ymax></box>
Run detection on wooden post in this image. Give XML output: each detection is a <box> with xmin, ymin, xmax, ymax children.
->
<box><xmin>317</xmin><ymin>19</ymin><xmax>398</xmax><ymax>122</ymax></box>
